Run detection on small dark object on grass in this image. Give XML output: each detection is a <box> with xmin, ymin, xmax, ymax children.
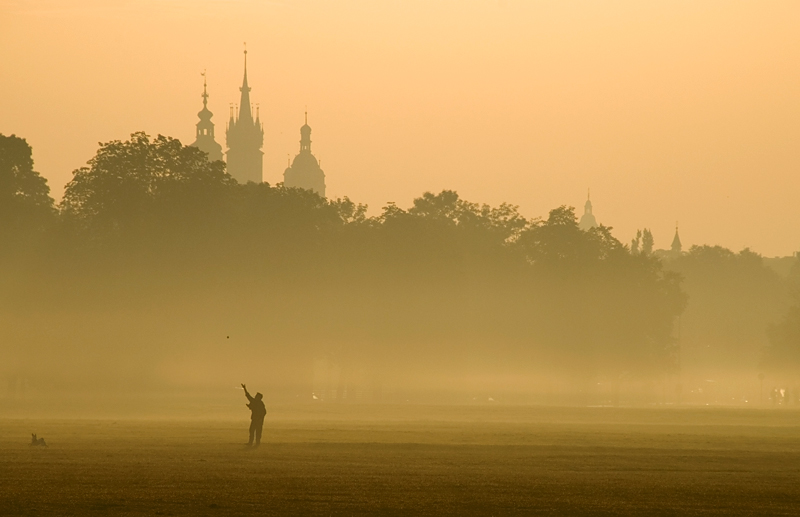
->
<box><xmin>30</xmin><ymin>433</ymin><xmax>47</xmax><ymax>447</ymax></box>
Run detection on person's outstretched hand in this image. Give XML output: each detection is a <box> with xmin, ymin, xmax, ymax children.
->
<box><xmin>241</xmin><ymin>383</ymin><xmax>246</xmax><ymax>390</ymax></box>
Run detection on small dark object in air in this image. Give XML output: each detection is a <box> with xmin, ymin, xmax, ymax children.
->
<box><xmin>30</xmin><ymin>433</ymin><xmax>47</xmax><ymax>447</ymax></box>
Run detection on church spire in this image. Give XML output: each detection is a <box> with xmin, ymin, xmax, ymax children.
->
<box><xmin>201</xmin><ymin>70</ymin><xmax>209</xmax><ymax>109</ymax></box>
<box><xmin>238</xmin><ymin>44</ymin><xmax>252</xmax><ymax>122</ymax></box>
<box><xmin>578</xmin><ymin>188</ymin><xmax>597</xmax><ymax>230</ymax></box>
<box><xmin>284</xmin><ymin>111</ymin><xmax>326</xmax><ymax>197</ymax></box>
<box><xmin>300</xmin><ymin>110</ymin><xmax>312</xmax><ymax>153</ymax></box>
<box><xmin>190</xmin><ymin>70</ymin><xmax>223</xmax><ymax>162</ymax></box>
<box><xmin>671</xmin><ymin>222</ymin><xmax>682</xmax><ymax>254</ymax></box>
<box><xmin>226</xmin><ymin>45</ymin><xmax>264</xmax><ymax>184</ymax></box>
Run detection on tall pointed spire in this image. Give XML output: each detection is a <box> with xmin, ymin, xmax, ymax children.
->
<box><xmin>238</xmin><ymin>43</ymin><xmax>253</xmax><ymax>122</ymax></box>
<box><xmin>671</xmin><ymin>222</ymin><xmax>682</xmax><ymax>254</ymax></box>
<box><xmin>226</xmin><ymin>44</ymin><xmax>264</xmax><ymax>184</ymax></box>
<box><xmin>579</xmin><ymin>188</ymin><xmax>597</xmax><ymax>230</ymax></box>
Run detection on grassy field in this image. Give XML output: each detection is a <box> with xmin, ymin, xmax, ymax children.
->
<box><xmin>2</xmin><ymin>405</ymin><xmax>800</xmax><ymax>515</ymax></box>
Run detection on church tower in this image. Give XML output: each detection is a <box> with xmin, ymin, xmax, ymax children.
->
<box><xmin>190</xmin><ymin>73</ymin><xmax>223</xmax><ymax>162</ymax></box>
<box><xmin>578</xmin><ymin>189</ymin><xmax>598</xmax><ymax>230</ymax></box>
<box><xmin>671</xmin><ymin>223</ymin><xmax>682</xmax><ymax>254</ymax></box>
<box><xmin>283</xmin><ymin>112</ymin><xmax>326</xmax><ymax>197</ymax></box>
<box><xmin>226</xmin><ymin>48</ymin><xmax>264</xmax><ymax>183</ymax></box>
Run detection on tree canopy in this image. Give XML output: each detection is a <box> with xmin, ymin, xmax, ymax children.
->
<box><xmin>0</xmin><ymin>134</ymin><xmax>55</xmax><ymax>238</ymax></box>
<box><xmin>763</xmin><ymin>258</ymin><xmax>800</xmax><ymax>376</ymax></box>
<box><xmin>668</xmin><ymin>245</ymin><xmax>790</xmax><ymax>375</ymax></box>
<box><xmin>61</xmin><ymin>132</ymin><xmax>231</xmax><ymax>236</ymax></box>
<box><xmin>3</xmin><ymin>132</ymin><xmax>696</xmax><ymax>395</ymax></box>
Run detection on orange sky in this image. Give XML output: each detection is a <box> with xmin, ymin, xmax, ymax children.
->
<box><xmin>2</xmin><ymin>0</ymin><xmax>799</xmax><ymax>256</ymax></box>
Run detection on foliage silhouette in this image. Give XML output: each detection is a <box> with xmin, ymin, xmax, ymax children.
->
<box><xmin>763</xmin><ymin>257</ymin><xmax>800</xmax><ymax>376</ymax></box>
<box><xmin>669</xmin><ymin>245</ymin><xmax>790</xmax><ymax>374</ymax></box>
<box><xmin>0</xmin><ymin>134</ymin><xmax>55</xmax><ymax>241</ymax></box>
<box><xmin>61</xmin><ymin>132</ymin><xmax>231</xmax><ymax>238</ymax></box>
<box><xmin>17</xmin><ymin>132</ymin><xmax>795</xmax><ymax>398</ymax></box>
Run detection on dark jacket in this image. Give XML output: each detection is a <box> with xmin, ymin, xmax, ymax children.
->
<box><xmin>246</xmin><ymin>394</ymin><xmax>267</xmax><ymax>420</ymax></box>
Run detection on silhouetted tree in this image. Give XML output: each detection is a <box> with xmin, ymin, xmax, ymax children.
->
<box><xmin>60</xmin><ymin>132</ymin><xmax>231</xmax><ymax>238</ymax></box>
<box><xmin>520</xmin><ymin>206</ymin><xmax>626</xmax><ymax>267</ymax></box>
<box><xmin>670</xmin><ymin>245</ymin><xmax>789</xmax><ymax>373</ymax></box>
<box><xmin>642</xmin><ymin>228</ymin><xmax>654</xmax><ymax>255</ymax></box>
<box><xmin>517</xmin><ymin>207</ymin><xmax>684</xmax><ymax>376</ymax></box>
<box><xmin>763</xmin><ymin>299</ymin><xmax>800</xmax><ymax>375</ymax></box>
<box><xmin>631</xmin><ymin>230</ymin><xmax>641</xmax><ymax>254</ymax></box>
<box><xmin>763</xmin><ymin>256</ymin><xmax>800</xmax><ymax>376</ymax></box>
<box><xmin>0</xmin><ymin>134</ymin><xmax>55</xmax><ymax>239</ymax></box>
<box><xmin>631</xmin><ymin>228</ymin><xmax>653</xmax><ymax>255</ymax></box>
<box><xmin>3</xmin><ymin>133</ymin><xmax>696</xmax><ymax>394</ymax></box>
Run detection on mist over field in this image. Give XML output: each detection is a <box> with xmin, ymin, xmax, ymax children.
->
<box><xmin>2</xmin><ymin>132</ymin><xmax>798</xmax><ymax>418</ymax></box>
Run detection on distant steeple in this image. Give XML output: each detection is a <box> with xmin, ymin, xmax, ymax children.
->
<box><xmin>671</xmin><ymin>223</ymin><xmax>682</xmax><ymax>254</ymax></box>
<box><xmin>284</xmin><ymin>111</ymin><xmax>326</xmax><ymax>197</ymax></box>
<box><xmin>578</xmin><ymin>189</ymin><xmax>598</xmax><ymax>230</ymax></box>
<box><xmin>226</xmin><ymin>45</ymin><xmax>264</xmax><ymax>184</ymax></box>
<box><xmin>190</xmin><ymin>71</ymin><xmax>223</xmax><ymax>162</ymax></box>
<box><xmin>238</xmin><ymin>45</ymin><xmax>252</xmax><ymax>122</ymax></box>
<box><xmin>300</xmin><ymin>110</ymin><xmax>312</xmax><ymax>153</ymax></box>
<box><xmin>201</xmin><ymin>71</ymin><xmax>209</xmax><ymax>107</ymax></box>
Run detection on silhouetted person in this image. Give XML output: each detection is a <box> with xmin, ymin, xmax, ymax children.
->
<box><xmin>242</xmin><ymin>383</ymin><xmax>266</xmax><ymax>446</ymax></box>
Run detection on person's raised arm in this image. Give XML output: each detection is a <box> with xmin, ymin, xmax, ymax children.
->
<box><xmin>242</xmin><ymin>383</ymin><xmax>254</xmax><ymax>402</ymax></box>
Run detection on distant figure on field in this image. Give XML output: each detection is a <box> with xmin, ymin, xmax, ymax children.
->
<box><xmin>241</xmin><ymin>383</ymin><xmax>266</xmax><ymax>446</ymax></box>
<box><xmin>30</xmin><ymin>433</ymin><xmax>46</xmax><ymax>447</ymax></box>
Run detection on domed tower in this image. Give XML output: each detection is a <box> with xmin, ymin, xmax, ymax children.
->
<box><xmin>190</xmin><ymin>72</ymin><xmax>223</xmax><ymax>162</ymax></box>
<box><xmin>226</xmin><ymin>48</ymin><xmax>264</xmax><ymax>183</ymax></box>
<box><xmin>578</xmin><ymin>189</ymin><xmax>598</xmax><ymax>230</ymax></box>
<box><xmin>283</xmin><ymin>112</ymin><xmax>326</xmax><ymax>197</ymax></box>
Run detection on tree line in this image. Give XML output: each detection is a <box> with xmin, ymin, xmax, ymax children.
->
<box><xmin>1</xmin><ymin>132</ymin><xmax>797</xmax><ymax>395</ymax></box>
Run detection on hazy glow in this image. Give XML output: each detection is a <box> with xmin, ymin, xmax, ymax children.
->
<box><xmin>2</xmin><ymin>0</ymin><xmax>799</xmax><ymax>255</ymax></box>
